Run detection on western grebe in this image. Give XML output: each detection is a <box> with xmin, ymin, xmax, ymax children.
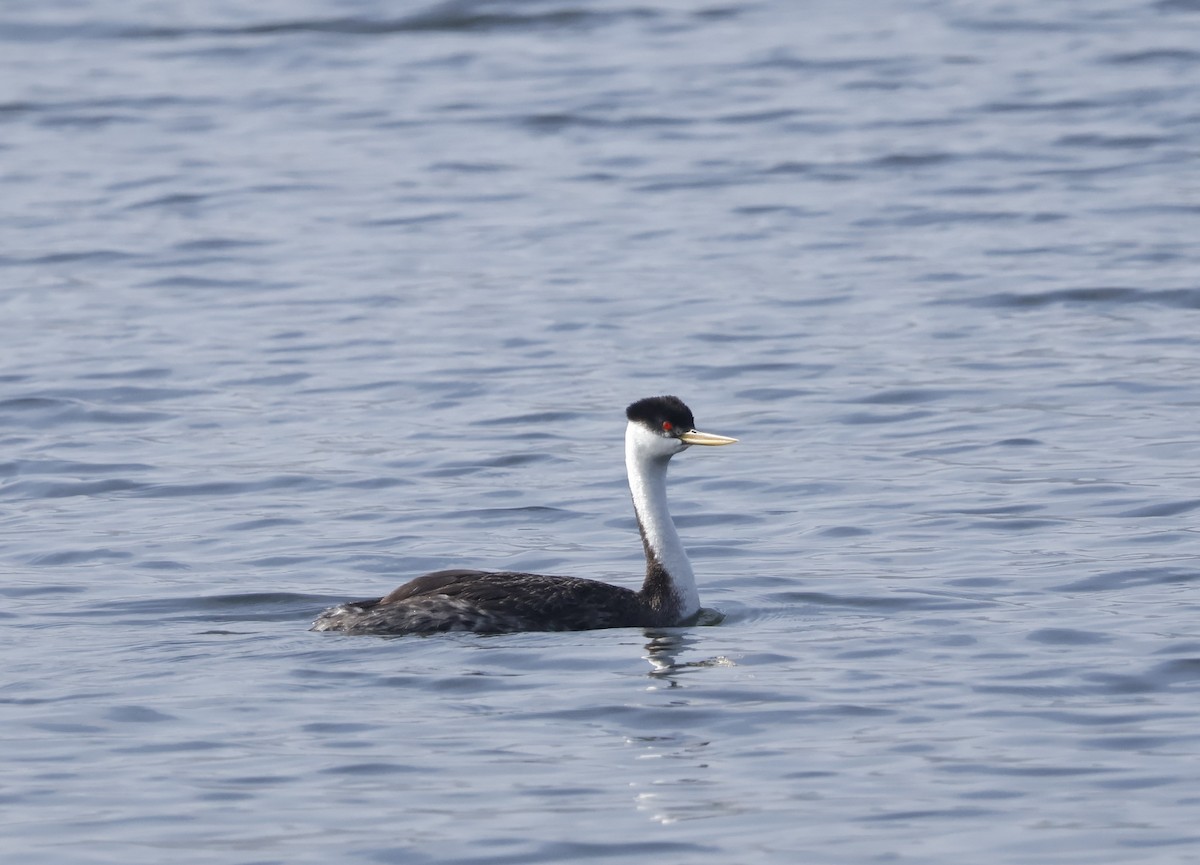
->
<box><xmin>311</xmin><ymin>395</ymin><xmax>736</xmax><ymax>635</ymax></box>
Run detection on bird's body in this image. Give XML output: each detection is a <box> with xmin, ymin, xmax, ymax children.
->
<box><xmin>311</xmin><ymin>396</ymin><xmax>735</xmax><ymax>635</ymax></box>
<box><xmin>312</xmin><ymin>570</ymin><xmax>665</xmax><ymax>634</ymax></box>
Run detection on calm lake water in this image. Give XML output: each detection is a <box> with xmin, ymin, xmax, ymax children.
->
<box><xmin>4</xmin><ymin>1</ymin><xmax>1200</xmax><ymax>862</ymax></box>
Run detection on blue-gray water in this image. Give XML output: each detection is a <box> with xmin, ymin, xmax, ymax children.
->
<box><xmin>4</xmin><ymin>1</ymin><xmax>1200</xmax><ymax>862</ymax></box>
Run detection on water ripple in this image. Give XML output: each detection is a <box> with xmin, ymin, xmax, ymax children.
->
<box><xmin>965</xmin><ymin>287</ymin><xmax>1200</xmax><ymax>309</ymax></box>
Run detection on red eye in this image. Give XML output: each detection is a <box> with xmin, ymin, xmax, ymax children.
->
<box><xmin>661</xmin><ymin>421</ymin><xmax>673</xmax><ymax>432</ymax></box>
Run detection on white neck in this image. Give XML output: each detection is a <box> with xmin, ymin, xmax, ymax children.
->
<box><xmin>624</xmin><ymin>423</ymin><xmax>700</xmax><ymax>620</ymax></box>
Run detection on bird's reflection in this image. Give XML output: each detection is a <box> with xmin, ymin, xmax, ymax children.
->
<box><xmin>642</xmin><ymin>622</ymin><xmax>734</xmax><ymax>687</ymax></box>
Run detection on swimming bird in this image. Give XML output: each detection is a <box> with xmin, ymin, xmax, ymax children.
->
<box><xmin>311</xmin><ymin>395</ymin><xmax>736</xmax><ymax>635</ymax></box>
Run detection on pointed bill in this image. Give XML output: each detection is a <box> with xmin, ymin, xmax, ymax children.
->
<box><xmin>678</xmin><ymin>429</ymin><xmax>738</xmax><ymax>446</ymax></box>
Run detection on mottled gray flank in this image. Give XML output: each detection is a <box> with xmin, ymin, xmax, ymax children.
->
<box><xmin>312</xmin><ymin>569</ymin><xmax>667</xmax><ymax>633</ymax></box>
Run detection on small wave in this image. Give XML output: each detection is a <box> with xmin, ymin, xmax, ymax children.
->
<box><xmin>0</xmin><ymin>457</ymin><xmax>154</xmax><ymax>479</ymax></box>
<box><xmin>855</xmin><ymin>208</ymin><xmax>1059</xmax><ymax>228</ymax></box>
<box><xmin>84</xmin><ymin>592</ymin><xmax>327</xmax><ymax>624</ymax></box>
<box><xmin>452</xmin><ymin>505</ymin><xmax>580</xmax><ymax>523</ymax></box>
<box><xmin>0</xmin><ymin>584</ymin><xmax>87</xmax><ymax>599</ymax></box>
<box><xmin>3</xmin><ymin>249</ymin><xmax>139</xmax><ymax>266</ymax></box>
<box><xmin>113</xmin><ymin>5</ymin><xmax>650</xmax><ymax>41</ymax></box>
<box><xmin>1026</xmin><ymin>628</ymin><xmax>1112</xmax><ymax>646</ymax></box>
<box><xmin>852</xmin><ymin>388</ymin><xmax>967</xmax><ymax>406</ymax></box>
<box><xmin>1154</xmin><ymin>1</ymin><xmax>1200</xmax><ymax>14</ymax></box>
<box><xmin>749</xmin><ymin>51</ymin><xmax>895</xmax><ymax>72</ymax></box>
<box><xmin>476</xmin><ymin>410</ymin><xmax>582</xmax><ymax>426</ymax></box>
<box><xmin>129</xmin><ymin>475</ymin><xmax>328</xmax><ymax>498</ymax></box>
<box><xmin>138</xmin><ymin>275</ymin><xmax>272</xmax><ymax>291</ymax></box>
<box><xmin>837</xmin><ymin>409</ymin><xmax>934</xmax><ymax>426</ymax></box>
<box><xmin>27</xmin><ymin>548</ymin><xmax>134</xmax><ymax>566</ymax></box>
<box><xmin>1054</xmin><ymin>567</ymin><xmax>1200</xmax><ymax>592</ymax></box>
<box><xmin>1116</xmin><ymin>499</ymin><xmax>1200</xmax><ymax>518</ymax></box>
<box><xmin>867</xmin><ymin>151</ymin><xmax>958</xmax><ymax>169</ymax></box>
<box><xmin>0</xmin><ymin>395</ymin><xmax>175</xmax><ymax>430</ymax></box>
<box><xmin>960</xmin><ymin>286</ymin><xmax>1200</xmax><ymax>309</ymax></box>
<box><xmin>981</xmin><ymin>98</ymin><xmax>1109</xmax><ymax>113</ymax></box>
<box><xmin>1104</xmin><ymin>50</ymin><xmax>1200</xmax><ymax>65</ymax></box>
<box><xmin>1055</xmin><ymin>132</ymin><xmax>1175</xmax><ymax>149</ymax></box>
<box><xmin>360</xmin><ymin>211</ymin><xmax>460</xmax><ymax>228</ymax></box>
<box><xmin>0</xmin><ymin>478</ymin><xmax>148</xmax><ymax>500</ymax></box>
<box><xmin>768</xmin><ymin>590</ymin><xmax>988</xmax><ymax>612</ymax></box>
<box><xmin>951</xmin><ymin>16</ymin><xmax>1084</xmax><ymax>33</ymax></box>
<box><xmin>126</xmin><ymin>192</ymin><xmax>208</xmax><ymax>211</ymax></box>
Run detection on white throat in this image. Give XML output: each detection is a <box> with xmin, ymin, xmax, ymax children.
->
<box><xmin>624</xmin><ymin>422</ymin><xmax>701</xmax><ymax>619</ymax></box>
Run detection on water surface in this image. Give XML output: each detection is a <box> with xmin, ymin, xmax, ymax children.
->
<box><xmin>3</xmin><ymin>1</ymin><xmax>1200</xmax><ymax>862</ymax></box>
